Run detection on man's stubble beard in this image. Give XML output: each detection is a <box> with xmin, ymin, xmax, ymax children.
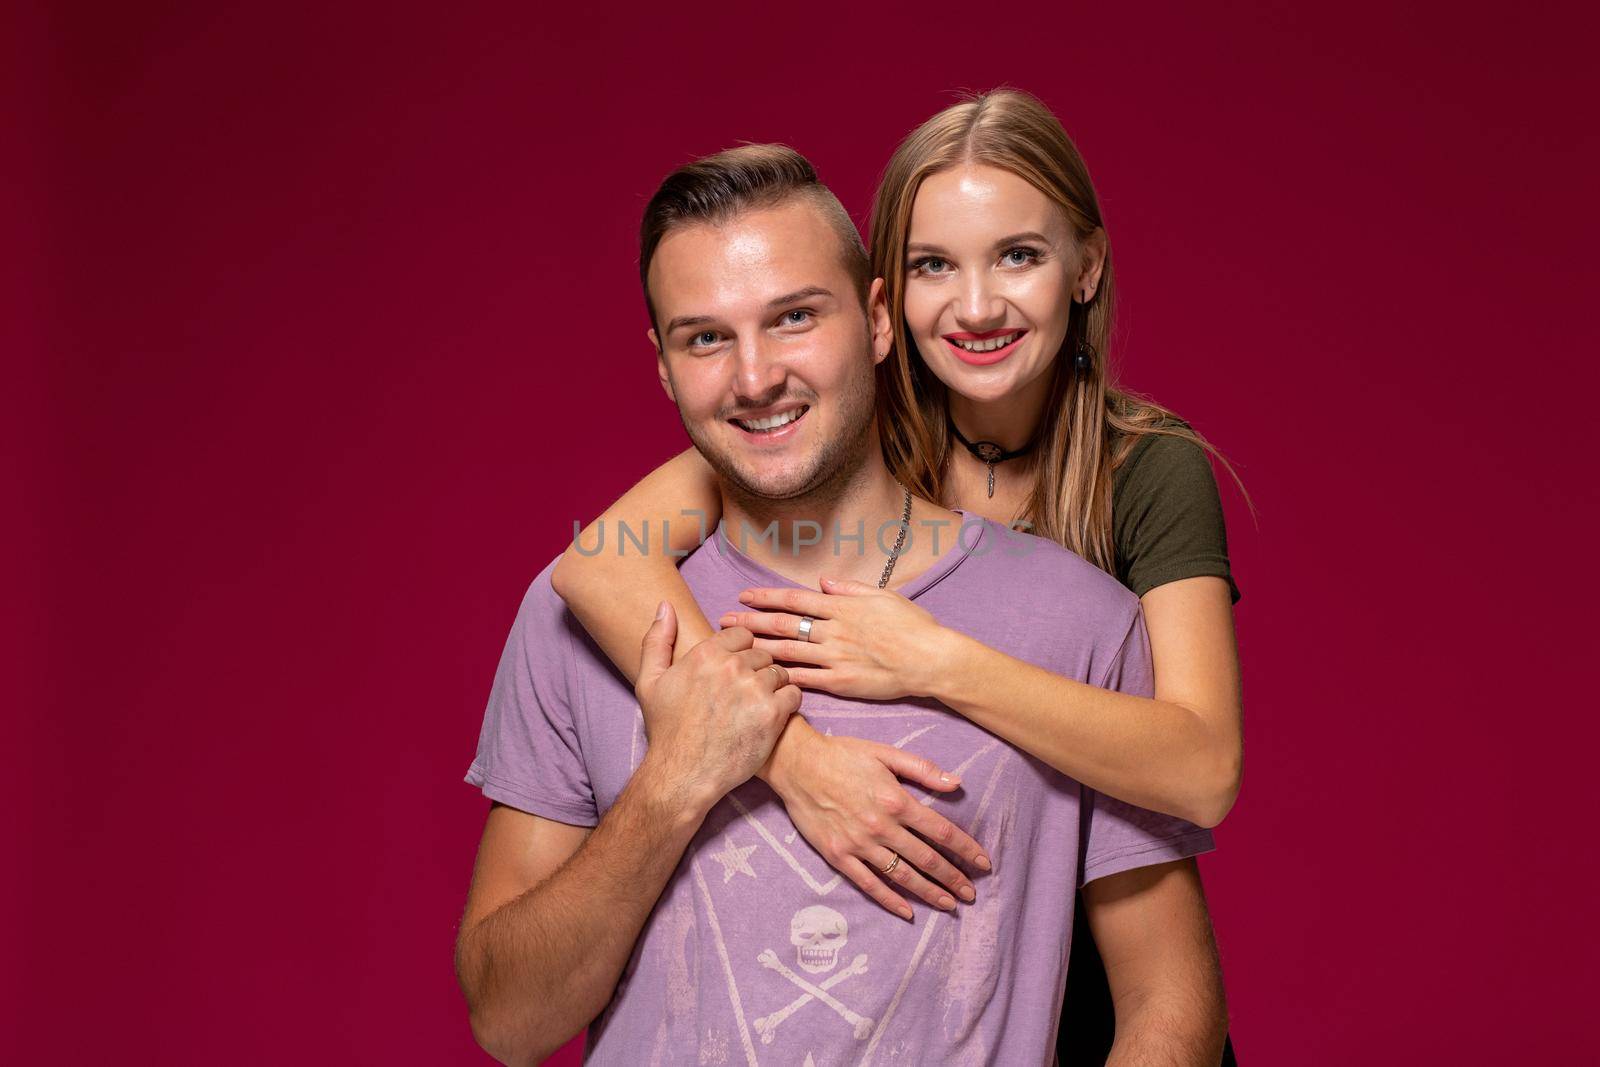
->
<box><xmin>676</xmin><ymin>354</ymin><xmax>879</xmax><ymax>515</ymax></box>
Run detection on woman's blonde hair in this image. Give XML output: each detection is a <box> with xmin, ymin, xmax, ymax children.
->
<box><xmin>869</xmin><ymin>89</ymin><xmax>1248</xmax><ymax>572</ymax></box>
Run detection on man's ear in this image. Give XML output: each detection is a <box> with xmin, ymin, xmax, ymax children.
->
<box><xmin>650</xmin><ymin>328</ymin><xmax>676</xmax><ymax>401</ymax></box>
<box><xmin>867</xmin><ymin>277</ymin><xmax>892</xmax><ymax>365</ymax></box>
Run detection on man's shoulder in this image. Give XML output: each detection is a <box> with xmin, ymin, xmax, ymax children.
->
<box><xmin>955</xmin><ymin>516</ymin><xmax>1142</xmax><ymax>633</ymax></box>
<box><xmin>503</xmin><ymin>555</ymin><xmax>593</xmax><ymax>673</ymax></box>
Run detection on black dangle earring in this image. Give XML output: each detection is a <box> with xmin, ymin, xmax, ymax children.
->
<box><xmin>1073</xmin><ymin>336</ymin><xmax>1095</xmax><ymax>375</ymax></box>
<box><xmin>1073</xmin><ymin>288</ymin><xmax>1096</xmax><ymax>375</ymax></box>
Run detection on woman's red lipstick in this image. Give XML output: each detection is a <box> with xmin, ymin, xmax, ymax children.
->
<box><xmin>943</xmin><ymin>328</ymin><xmax>1028</xmax><ymax>366</ymax></box>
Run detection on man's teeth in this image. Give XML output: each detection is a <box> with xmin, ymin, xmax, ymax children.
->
<box><xmin>737</xmin><ymin>407</ymin><xmax>805</xmax><ymax>431</ymax></box>
<box><xmin>951</xmin><ymin>331</ymin><xmax>1023</xmax><ymax>353</ymax></box>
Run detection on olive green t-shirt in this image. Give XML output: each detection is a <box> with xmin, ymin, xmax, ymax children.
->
<box><xmin>1111</xmin><ymin>420</ymin><xmax>1241</xmax><ymax>604</ymax></box>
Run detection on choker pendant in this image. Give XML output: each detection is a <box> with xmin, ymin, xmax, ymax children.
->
<box><xmin>949</xmin><ymin>420</ymin><xmax>1036</xmax><ymax>498</ymax></box>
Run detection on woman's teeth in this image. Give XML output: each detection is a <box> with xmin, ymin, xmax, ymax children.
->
<box><xmin>736</xmin><ymin>407</ymin><xmax>806</xmax><ymax>432</ymax></box>
<box><xmin>951</xmin><ymin>331</ymin><xmax>1023</xmax><ymax>353</ymax></box>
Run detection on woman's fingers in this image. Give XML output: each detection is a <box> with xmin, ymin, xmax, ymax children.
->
<box><xmin>902</xmin><ymin>801</ymin><xmax>992</xmax><ymax>874</ymax></box>
<box><xmin>719</xmin><ymin>609</ymin><xmax>815</xmax><ymax>640</ymax></box>
<box><xmin>877</xmin><ymin>746</ymin><xmax>962</xmax><ymax>792</ymax></box>
<box><xmin>873</xmin><ymin>842</ymin><xmax>962</xmax><ymax>912</ymax></box>
<box><xmin>884</xmin><ymin>831</ymin><xmax>975</xmax><ymax>905</ymax></box>
<box><xmin>738</xmin><ymin>586</ymin><xmax>834</xmax><ymax>619</ymax></box>
<box><xmin>750</xmin><ymin>637</ymin><xmax>830</xmax><ymax>666</ymax></box>
<box><xmin>839</xmin><ymin>855</ymin><xmax>914</xmax><ymax>921</ymax></box>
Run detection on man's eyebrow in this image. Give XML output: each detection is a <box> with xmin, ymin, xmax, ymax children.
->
<box><xmin>665</xmin><ymin>314</ymin><xmax>715</xmax><ymax>334</ymax></box>
<box><xmin>766</xmin><ymin>286</ymin><xmax>834</xmax><ymax>308</ymax></box>
<box><xmin>665</xmin><ymin>287</ymin><xmax>836</xmax><ymax>335</ymax></box>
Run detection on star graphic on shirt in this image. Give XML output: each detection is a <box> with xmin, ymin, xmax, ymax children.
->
<box><xmin>710</xmin><ymin>834</ymin><xmax>759</xmax><ymax>883</ymax></box>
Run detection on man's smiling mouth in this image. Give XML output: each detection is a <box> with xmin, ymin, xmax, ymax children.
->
<box><xmin>731</xmin><ymin>405</ymin><xmax>810</xmax><ymax>433</ymax></box>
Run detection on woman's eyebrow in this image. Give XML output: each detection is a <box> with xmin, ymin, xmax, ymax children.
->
<box><xmin>990</xmin><ymin>230</ymin><xmax>1051</xmax><ymax>248</ymax></box>
<box><xmin>906</xmin><ymin>231</ymin><xmax>1053</xmax><ymax>256</ymax></box>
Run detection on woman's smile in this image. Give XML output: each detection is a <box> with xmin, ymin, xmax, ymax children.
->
<box><xmin>942</xmin><ymin>328</ymin><xmax>1029</xmax><ymax>366</ymax></box>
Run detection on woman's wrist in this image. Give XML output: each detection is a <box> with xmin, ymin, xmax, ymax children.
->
<box><xmin>912</xmin><ymin>625</ymin><xmax>976</xmax><ymax>702</ymax></box>
<box><xmin>755</xmin><ymin>712</ymin><xmax>820</xmax><ymax>798</ymax></box>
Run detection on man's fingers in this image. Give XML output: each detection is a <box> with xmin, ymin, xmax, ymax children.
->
<box><xmin>732</xmin><ymin>648</ymin><xmax>774</xmax><ymax>673</ymax></box>
<box><xmin>636</xmin><ymin>601</ymin><xmax>677</xmax><ymax>690</ymax></box>
<box><xmin>711</xmin><ymin>625</ymin><xmax>755</xmax><ymax>652</ymax></box>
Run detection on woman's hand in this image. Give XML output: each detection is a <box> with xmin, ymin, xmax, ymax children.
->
<box><xmin>765</xmin><ymin>725</ymin><xmax>992</xmax><ymax>920</ymax></box>
<box><xmin>718</xmin><ymin>577</ymin><xmax>958</xmax><ymax>701</ymax></box>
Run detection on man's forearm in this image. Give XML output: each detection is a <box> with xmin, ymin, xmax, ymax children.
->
<box><xmin>1105</xmin><ymin>989</ymin><xmax>1228</xmax><ymax>1067</ymax></box>
<box><xmin>459</xmin><ymin>761</ymin><xmax>710</xmax><ymax>1064</ymax></box>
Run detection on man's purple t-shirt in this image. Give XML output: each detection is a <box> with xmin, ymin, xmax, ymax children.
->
<box><xmin>465</xmin><ymin>512</ymin><xmax>1214</xmax><ymax>1066</ymax></box>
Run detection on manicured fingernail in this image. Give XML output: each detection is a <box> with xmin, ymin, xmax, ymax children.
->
<box><xmin>957</xmin><ymin>885</ymin><xmax>976</xmax><ymax>902</ymax></box>
<box><xmin>940</xmin><ymin>773</ymin><xmax>959</xmax><ymax>786</ymax></box>
<box><xmin>975</xmin><ymin>855</ymin><xmax>992</xmax><ymax>871</ymax></box>
<box><xmin>938</xmin><ymin>895</ymin><xmax>956</xmax><ymax>911</ymax></box>
<box><xmin>897</xmin><ymin>905</ymin><xmax>914</xmax><ymax>921</ymax></box>
<box><xmin>739</xmin><ymin>592</ymin><xmax>753</xmax><ymax>603</ymax></box>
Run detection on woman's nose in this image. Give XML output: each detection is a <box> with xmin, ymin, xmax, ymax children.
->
<box><xmin>957</xmin><ymin>274</ymin><xmax>1005</xmax><ymax>327</ymax></box>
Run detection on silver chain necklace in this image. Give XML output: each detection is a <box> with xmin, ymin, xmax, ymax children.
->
<box><xmin>878</xmin><ymin>484</ymin><xmax>913</xmax><ymax>588</ymax></box>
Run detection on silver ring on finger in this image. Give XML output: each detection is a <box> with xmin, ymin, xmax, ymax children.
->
<box><xmin>797</xmin><ymin>616</ymin><xmax>816</xmax><ymax>642</ymax></box>
<box><xmin>876</xmin><ymin>850</ymin><xmax>901</xmax><ymax>876</ymax></box>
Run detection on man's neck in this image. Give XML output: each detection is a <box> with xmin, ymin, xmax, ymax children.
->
<box><xmin>718</xmin><ymin>458</ymin><xmax>951</xmax><ymax>592</ymax></box>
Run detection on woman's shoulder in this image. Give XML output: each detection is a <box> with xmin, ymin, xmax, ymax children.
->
<box><xmin>1109</xmin><ymin>417</ymin><xmax>1241</xmax><ymax>603</ymax></box>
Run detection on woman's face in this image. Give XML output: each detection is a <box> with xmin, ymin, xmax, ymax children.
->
<box><xmin>901</xmin><ymin>164</ymin><xmax>1094</xmax><ymax>408</ymax></box>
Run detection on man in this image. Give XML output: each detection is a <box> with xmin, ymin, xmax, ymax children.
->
<box><xmin>456</xmin><ymin>145</ymin><xmax>1227</xmax><ymax>1065</ymax></box>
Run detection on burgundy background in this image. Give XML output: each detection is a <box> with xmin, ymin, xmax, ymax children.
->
<box><xmin>13</xmin><ymin>1</ymin><xmax>1598</xmax><ymax>1063</ymax></box>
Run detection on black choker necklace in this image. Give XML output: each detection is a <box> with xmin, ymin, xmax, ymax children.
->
<box><xmin>949</xmin><ymin>419</ymin><xmax>1038</xmax><ymax>498</ymax></box>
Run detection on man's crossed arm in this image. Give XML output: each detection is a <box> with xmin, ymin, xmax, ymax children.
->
<box><xmin>1087</xmin><ymin>857</ymin><xmax>1230</xmax><ymax>1067</ymax></box>
<box><xmin>454</xmin><ymin>607</ymin><xmax>799</xmax><ymax>1065</ymax></box>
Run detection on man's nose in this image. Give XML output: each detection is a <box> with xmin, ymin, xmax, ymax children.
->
<box><xmin>732</xmin><ymin>338</ymin><xmax>787</xmax><ymax>402</ymax></box>
<box><xmin>957</xmin><ymin>272</ymin><xmax>1006</xmax><ymax>328</ymax></box>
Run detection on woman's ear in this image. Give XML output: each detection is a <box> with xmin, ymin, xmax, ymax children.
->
<box><xmin>868</xmin><ymin>277</ymin><xmax>892</xmax><ymax>364</ymax></box>
<box><xmin>1076</xmin><ymin>227</ymin><xmax>1109</xmax><ymax>302</ymax></box>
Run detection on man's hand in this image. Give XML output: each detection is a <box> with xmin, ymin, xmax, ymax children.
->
<box><xmin>633</xmin><ymin>601</ymin><xmax>802</xmax><ymax>813</ymax></box>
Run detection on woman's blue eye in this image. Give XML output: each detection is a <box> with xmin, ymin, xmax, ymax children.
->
<box><xmin>910</xmin><ymin>256</ymin><xmax>949</xmax><ymax>275</ymax></box>
<box><xmin>1002</xmin><ymin>247</ymin><xmax>1039</xmax><ymax>266</ymax></box>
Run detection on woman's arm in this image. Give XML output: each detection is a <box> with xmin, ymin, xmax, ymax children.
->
<box><xmin>550</xmin><ymin>449</ymin><xmax>991</xmax><ymax>914</ymax></box>
<box><xmin>551</xmin><ymin>447</ymin><xmax>723</xmax><ymax>673</ymax></box>
<box><xmin>728</xmin><ymin>574</ymin><xmax>1243</xmax><ymax>828</ymax></box>
<box><xmin>941</xmin><ymin>576</ymin><xmax>1242</xmax><ymax>827</ymax></box>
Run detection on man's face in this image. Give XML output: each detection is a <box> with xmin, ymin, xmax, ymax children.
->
<box><xmin>648</xmin><ymin>198</ymin><xmax>891</xmax><ymax>501</ymax></box>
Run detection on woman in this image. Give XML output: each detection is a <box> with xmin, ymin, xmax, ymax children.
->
<box><xmin>553</xmin><ymin>89</ymin><xmax>1246</xmax><ymax>1064</ymax></box>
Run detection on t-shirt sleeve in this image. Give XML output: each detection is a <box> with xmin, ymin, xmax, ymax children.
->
<box><xmin>1114</xmin><ymin>426</ymin><xmax>1241</xmax><ymax>605</ymax></box>
<box><xmin>462</xmin><ymin>561</ymin><xmax>599</xmax><ymax>827</ymax></box>
<box><xmin>1079</xmin><ymin>607</ymin><xmax>1216</xmax><ymax>886</ymax></box>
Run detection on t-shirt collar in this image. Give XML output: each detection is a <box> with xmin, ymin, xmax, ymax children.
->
<box><xmin>705</xmin><ymin>508</ymin><xmax>988</xmax><ymax>601</ymax></box>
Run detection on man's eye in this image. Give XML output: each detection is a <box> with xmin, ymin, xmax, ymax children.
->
<box><xmin>781</xmin><ymin>310</ymin><xmax>811</xmax><ymax>326</ymax></box>
<box><xmin>692</xmin><ymin>330</ymin><xmax>719</xmax><ymax>346</ymax></box>
<box><xmin>1002</xmin><ymin>247</ymin><xmax>1040</xmax><ymax>266</ymax></box>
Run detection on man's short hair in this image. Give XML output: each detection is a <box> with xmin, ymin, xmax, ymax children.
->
<box><xmin>638</xmin><ymin>144</ymin><xmax>871</xmax><ymax>329</ymax></box>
